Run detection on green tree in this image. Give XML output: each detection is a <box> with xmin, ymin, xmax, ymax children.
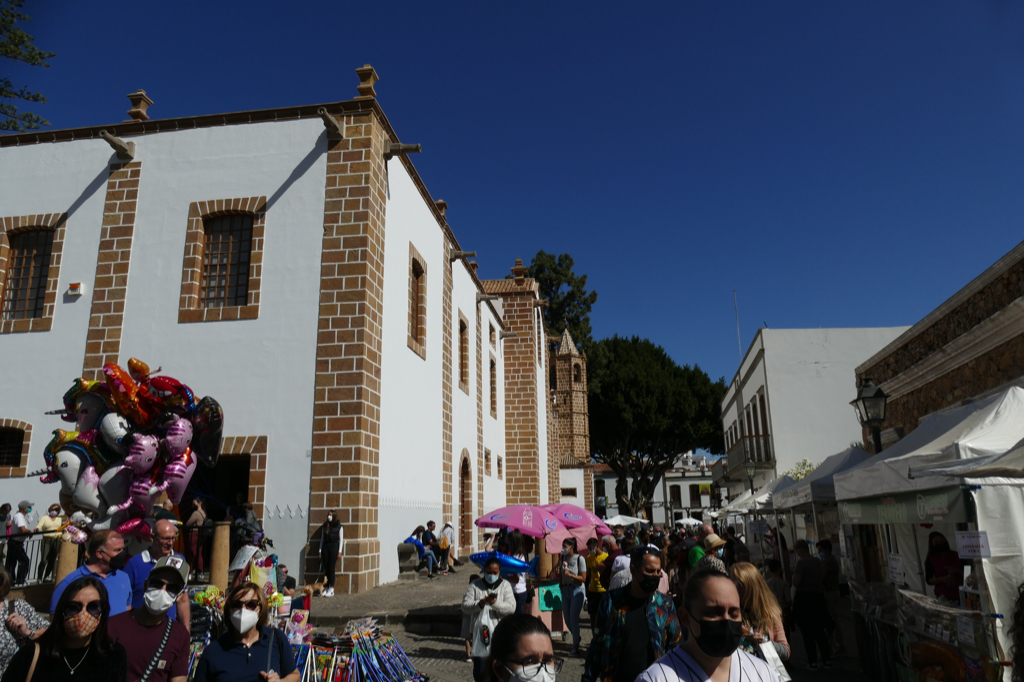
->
<box><xmin>513</xmin><ymin>250</ymin><xmax>598</xmax><ymax>353</ymax></box>
<box><xmin>588</xmin><ymin>336</ymin><xmax>726</xmax><ymax>517</ymax></box>
<box><xmin>784</xmin><ymin>458</ymin><xmax>818</xmax><ymax>481</ymax></box>
<box><xmin>1</xmin><ymin>0</ymin><xmax>55</xmax><ymax>132</ymax></box>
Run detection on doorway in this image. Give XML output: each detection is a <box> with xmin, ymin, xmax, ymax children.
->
<box><xmin>460</xmin><ymin>456</ymin><xmax>472</xmax><ymax>548</ymax></box>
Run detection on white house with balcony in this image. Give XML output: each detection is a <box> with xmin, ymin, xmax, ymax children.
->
<box><xmin>714</xmin><ymin>327</ymin><xmax>909</xmax><ymax>502</ymax></box>
<box><xmin>593</xmin><ymin>454</ymin><xmax>715</xmax><ymax>525</ymax></box>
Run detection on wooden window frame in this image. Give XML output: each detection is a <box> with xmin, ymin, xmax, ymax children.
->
<box><xmin>0</xmin><ymin>213</ymin><xmax>66</xmax><ymax>334</ymax></box>
<box><xmin>488</xmin><ymin>322</ymin><xmax>495</xmax><ymax>347</ymax></box>
<box><xmin>457</xmin><ymin>310</ymin><xmax>469</xmax><ymax>395</ymax></box>
<box><xmin>0</xmin><ymin>420</ymin><xmax>31</xmax><ymax>478</ymax></box>
<box><xmin>489</xmin><ymin>354</ymin><xmax>497</xmax><ymax>419</ymax></box>
<box><xmin>485</xmin><ymin>448</ymin><xmax>492</xmax><ymax>476</ymax></box>
<box><xmin>496</xmin><ymin>456</ymin><xmax>502</xmax><ymax>480</ymax></box>
<box><xmin>179</xmin><ymin>198</ymin><xmax>265</xmax><ymax>324</ymax></box>
<box><xmin>407</xmin><ymin>243</ymin><xmax>427</xmax><ymax>359</ymax></box>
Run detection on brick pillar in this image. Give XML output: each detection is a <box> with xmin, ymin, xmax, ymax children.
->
<box><xmin>83</xmin><ymin>161</ymin><xmax>141</xmax><ymax>380</ymax></box>
<box><xmin>306</xmin><ymin>111</ymin><xmax>388</xmax><ymax>593</ymax></box>
<box><xmin>583</xmin><ymin>464</ymin><xmax>595</xmax><ymax>513</ymax></box>
<box><xmin>497</xmin><ymin>287</ymin><xmax>541</xmax><ymax>505</ymax></box>
<box><xmin>475</xmin><ymin>302</ymin><xmax>484</xmax><ymax>544</ymax></box>
<box><xmin>441</xmin><ymin>241</ymin><xmax>454</xmax><ymax>529</ymax></box>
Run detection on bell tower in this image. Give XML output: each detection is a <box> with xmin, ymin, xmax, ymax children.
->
<box><xmin>551</xmin><ymin>327</ymin><xmax>595</xmax><ymax>511</ymax></box>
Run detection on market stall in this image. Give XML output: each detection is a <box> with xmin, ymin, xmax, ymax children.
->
<box><xmin>833</xmin><ymin>386</ymin><xmax>1024</xmax><ymax>677</ymax></box>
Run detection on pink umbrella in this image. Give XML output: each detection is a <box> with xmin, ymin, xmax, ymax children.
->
<box><xmin>475</xmin><ymin>505</ymin><xmax>571</xmax><ymax>553</ymax></box>
<box><xmin>543</xmin><ymin>503</ymin><xmax>613</xmax><ymax>543</ymax></box>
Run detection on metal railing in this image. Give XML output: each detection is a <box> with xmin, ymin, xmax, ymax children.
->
<box><xmin>726</xmin><ymin>435</ymin><xmax>773</xmax><ymax>473</ymax></box>
<box><xmin>0</xmin><ymin>536</ymin><xmax>61</xmax><ymax>586</ymax></box>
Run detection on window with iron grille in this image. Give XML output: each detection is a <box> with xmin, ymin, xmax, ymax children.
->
<box><xmin>201</xmin><ymin>215</ymin><xmax>252</xmax><ymax>308</ymax></box>
<box><xmin>0</xmin><ymin>428</ymin><xmax>24</xmax><ymax>467</ymax></box>
<box><xmin>2</xmin><ymin>230</ymin><xmax>53</xmax><ymax>320</ymax></box>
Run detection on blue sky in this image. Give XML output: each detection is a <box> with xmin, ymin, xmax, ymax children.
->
<box><xmin>6</xmin><ymin>1</ymin><xmax>1024</xmax><ymax>383</ymax></box>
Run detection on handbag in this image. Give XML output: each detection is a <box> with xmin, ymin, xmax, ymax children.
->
<box><xmin>470</xmin><ymin>604</ymin><xmax>496</xmax><ymax>658</ymax></box>
<box><xmin>758</xmin><ymin>641</ymin><xmax>792</xmax><ymax>682</ymax></box>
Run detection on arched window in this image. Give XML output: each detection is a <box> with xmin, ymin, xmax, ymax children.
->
<box><xmin>407</xmin><ymin>243</ymin><xmax>428</xmax><ymax>358</ymax></box>
<box><xmin>458</xmin><ymin>313</ymin><xmax>469</xmax><ymax>393</ymax></box>
<box><xmin>573</xmin><ymin>364</ymin><xmax>581</xmax><ymax>384</ymax></box>
<box><xmin>0</xmin><ymin>427</ymin><xmax>25</xmax><ymax>467</ymax></box>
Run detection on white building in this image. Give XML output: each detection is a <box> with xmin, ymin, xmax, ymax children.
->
<box><xmin>714</xmin><ymin>327</ymin><xmax>909</xmax><ymax>502</ymax></box>
<box><xmin>0</xmin><ymin>68</ymin><xmax>554</xmax><ymax>591</ymax></box>
<box><xmin>593</xmin><ymin>454</ymin><xmax>715</xmax><ymax>525</ymax></box>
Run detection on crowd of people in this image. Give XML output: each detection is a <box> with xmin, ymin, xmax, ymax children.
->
<box><xmin>458</xmin><ymin>521</ymin><xmax>856</xmax><ymax>682</ymax></box>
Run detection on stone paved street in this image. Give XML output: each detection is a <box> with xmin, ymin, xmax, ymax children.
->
<box><xmin>310</xmin><ymin>573</ymin><xmax>873</xmax><ymax>682</ymax></box>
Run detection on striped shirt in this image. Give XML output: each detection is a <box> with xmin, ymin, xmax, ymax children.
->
<box><xmin>637</xmin><ymin>646</ymin><xmax>778</xmax><ymax>682</ymax></box>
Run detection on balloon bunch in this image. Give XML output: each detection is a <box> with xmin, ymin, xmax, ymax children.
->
<box><xmin>38</xmin><ymin>359</ymin><xmax>223</xmax><ymax>542</ymax></box>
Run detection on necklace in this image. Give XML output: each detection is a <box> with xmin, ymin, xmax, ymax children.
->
<box><xmin>63</xmin><ymin>648</ymin><xmax>89</xmax><ymax>675</ymax></box>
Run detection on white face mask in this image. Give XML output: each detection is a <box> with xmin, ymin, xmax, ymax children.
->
<box><xmin>230</xmin><ymin>607</ymin><xmax>260</xmax><ymax>633</ymax></box>
<box><xmin>49</xmin><ymin>511</ymin><xmax>58</xmax><ymax>517</ymax></box>
<box><xmin>505</xmin><ymin>663</ymin><xmax>557</xmax><ymax>682</ymax></box>
<box><xmin>143</xmin><ymin>588</ymin><xmax>176</xmax><ymax>615</ymax></box>
<box><xmin>327</xmin><ymin>515</ymin><xmax>333</xmax><ymax>523</ymax></box>
<box><xmin>484</xmin><ymin>573</ymin><xmax>500</xmax><ymax>585</ymax></box>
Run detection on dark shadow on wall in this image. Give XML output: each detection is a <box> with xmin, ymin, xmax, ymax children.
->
<box><xmin>265</xmin><ymin>131</ymin><xmax>328</xmax><ymax>213</ymax></box>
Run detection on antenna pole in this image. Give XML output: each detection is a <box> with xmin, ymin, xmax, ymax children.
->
<box><xmin>733</xmin><ymin>290</ymin><xmax>742</xmax><ymax>360</ymax></box>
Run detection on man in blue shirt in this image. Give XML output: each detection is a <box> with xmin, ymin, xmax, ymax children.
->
<box><xmin>124</xmin><ymin>519</ymin><xmax>190</xmax><ymax>626</ymax></box>
<box><xmin>51</xmin><ymin>529</ymin><xmax>133</xmax><ymax>616</ymax></box>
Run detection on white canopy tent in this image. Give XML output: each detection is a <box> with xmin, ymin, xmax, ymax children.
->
<box><xmin>603</xmin><ymin>515</ymin><xmax>649</xmax><ymax>527</ymax></box>
<box><xmin>774</xmin><ymin>447</ymin><xmax>871</xmax><ymax>510</ymax></box>
<box><xmin>674</xmin><ymin>517</ymin><xmax>702</xmax><ymax>527</ymax></box>
<box><xmin>832</xmin><ymin>385</ymin><xmax>1024</xmax><ymax>663</ymax></box>
<box><xmin>834</xmin><ymin>387</ymin><xmax>1024</xmax><ymax>499</ymax></box>
<box><xmin>748</xmin><ymin>474</ymin><xmax>797</xmax><ymax>511</ymax></box>
<box><xmin>711</xmin><ymin>489</ymin><xmax>754</xmax><ymax>519</ymax></box>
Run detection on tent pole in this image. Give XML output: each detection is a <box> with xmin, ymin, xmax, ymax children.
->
<box><xmin>910</xmin><ymin>522</ymin><xmax>925</xmax><ymax>594</ymax></box>
<box><xmin>811</xmin><ymin>501</ymin><xmax>820</xmax><ymax>543</ymax></box>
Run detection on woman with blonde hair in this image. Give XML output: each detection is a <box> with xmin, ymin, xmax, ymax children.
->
<box><xmin>729</xmin><ymin>561</ymin><xmax>790</xmax><ymax>661</ymax></box>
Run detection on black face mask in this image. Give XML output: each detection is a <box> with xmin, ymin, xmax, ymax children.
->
<box><xmin>692</xmin><ymin>619</ymin><xmax>743</xmax><ymax>658</ymax></box>
<box><xmin>638</xmin><ymin>573</ymin><xmax>661</xmax><ymax>593</ymax></box>
<box><xmin>107</xmin><ymin>550</ymin><xmax>128</xmax><ymax>571</ymax></box>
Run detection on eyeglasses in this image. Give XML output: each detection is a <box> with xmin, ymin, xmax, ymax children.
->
<box><xmin>146</xmin><ymin>577</ymin><xmax>184</xmax><ymax>593</ymax></box>
<box><xmin>155</xmin><ymin>535</ymin><xmax>178</xmax><ymax>543</ymax></box>
<box><xmin>63</xmin><ymin>600</ymin><xmax>103</xmax><ymax>619</ymax></box>
<box><xmin>505</xmin><ymin>658</ymin><xmax>564</xmax><ymax>679</ymax></box>
<box><xmin>236</xmin><ymin>599</ymin><xmax>261</xmax><ymax>611</ymax></box>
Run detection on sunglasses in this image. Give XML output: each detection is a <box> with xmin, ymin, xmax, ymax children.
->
<box><xmin>235</xmin><ymin>599</ymin><xmax>261</xmax><ymax>611</ymax></box>
<box><xmin>146</xmin><ymin>577</ymin><xmax>184</xmax><ymax>593</ymax></box>
<box><xmin>63</xmin><ymin>600</ymin><xmax>103</xmax><ymax>619</ymax></box>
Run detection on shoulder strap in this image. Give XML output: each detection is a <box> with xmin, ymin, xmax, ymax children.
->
<box><xmin>25</xmin><ymin>643</ymin><xmax>39</xmax><ymax>682</ymax></box>
<box><xmin>138</xmin><ymin>618</ymin><xmax>175</xmax><ymax>682</ymax></box>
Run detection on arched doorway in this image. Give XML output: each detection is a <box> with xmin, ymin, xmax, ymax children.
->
<box><xmin>460</xmin><ymin>455</ymin><xmax>472</xmax><ymax>548</ymax></box>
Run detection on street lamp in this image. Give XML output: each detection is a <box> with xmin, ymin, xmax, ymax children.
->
<box><xmin>851</xmin><ymin>378</ymin><xmax>889</xmax><ymax>454</ymax></box>
<box><xmin>745</xmin><ymin>461</ymin><xmax>756</xmax><ymax>495</ymax></box>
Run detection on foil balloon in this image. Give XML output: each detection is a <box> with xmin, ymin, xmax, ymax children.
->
<box><xmin>39</xmin><ymin>358</ymin><xmax>223</xmax><ymax>543</ymax></box>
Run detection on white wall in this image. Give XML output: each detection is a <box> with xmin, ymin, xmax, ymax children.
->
<box><xmin>451</xmin><ymin>256</ymin><xmax>481</xmax><ymax>551</ymax></box>
<box><xmin>116</xmin><ymin>118</ymin><xmax>328</xmax><ymax>571</ymax></box>
<box><xmin>762</xmin><ymin>328</ymin><xmax>908</xmax><ymax>474</ymax></box>
<box><xmin>559</xmin><ymin>468</ymin><xmax>585</xmax><ymax>505</ymax></box>
<box><xmin>481</xmin><ymin>306</ymin><xmax>506</xmax><ymax>517</ymax></box>
<box><xmin>0</xmin><ymin>138</ymin><xmax>115</xmax><ymax>507</ymax></box>
<box><xmin>377</xmin><ymin>160</ymin><xmax>447</xmax><ymax>582</ymax></box>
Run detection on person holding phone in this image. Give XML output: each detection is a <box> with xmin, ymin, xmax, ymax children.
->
<box><xmin>463</xmin><ymin>557</ymin><xmax>516</xmax><ymax>682</ymax></box>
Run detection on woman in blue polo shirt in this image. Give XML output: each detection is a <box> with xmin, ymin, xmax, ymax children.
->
<box><xmin>193</xmin><ymin>583</ymin><xmax>297</xmax><ymax>682</ymax></box>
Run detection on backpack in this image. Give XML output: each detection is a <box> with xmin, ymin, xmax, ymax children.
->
<box><xmin>439</xmin><ymin>533</ymin><xmax>450</xmax><ymax>550</ymax></box>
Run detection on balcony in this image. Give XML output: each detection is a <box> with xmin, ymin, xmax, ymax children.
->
<box><xmin>725</xmin><ymin>435</ymin><xmax>774</xmax><ymax>478</ymax></box>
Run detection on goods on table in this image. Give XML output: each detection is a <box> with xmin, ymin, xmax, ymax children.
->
<box><xmin>295</xmin><ymin>618</ymin><xmax>427</xmax><ymax>682</ymax></box>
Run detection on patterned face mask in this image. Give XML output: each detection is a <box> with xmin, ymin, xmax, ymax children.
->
<box><xmin>64</xmin><ymin>610</ymin><xmax>100</xmax><ymax>638</ymax></box>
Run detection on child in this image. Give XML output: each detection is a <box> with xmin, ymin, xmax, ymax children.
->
<box><xmin>765</xmin><ymin>559</ymin><xmax>792</xmax><ymax>636</ymax></box>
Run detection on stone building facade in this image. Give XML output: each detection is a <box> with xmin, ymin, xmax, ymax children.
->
<box><xmin>0</xmin><ymin>66</ymin><xmax>560</xmax><ymax>592</ymax></box>
<box><xmin>550</xmin><ymin>328</ymin><xmax>595</xmax><ymax>511</ymax></box>
<box><xmin>856</xmin><ymin>239</ymin><xmax>1024</xmax><ymax>449</ymax></box>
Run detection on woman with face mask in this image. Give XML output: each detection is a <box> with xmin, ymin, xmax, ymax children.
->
<box><xmin>552</xmin><ymin>539</ymin><xmax>587</xmax><ymax>657</ymax></box>
<box><xmin>318</xmin><ymin>510</ymin><xmax>344</xmax><ymax>597</ymax></box>
<box><xmin>193</xmin><ymin>583</ymin><xmax>298</xmax><ymax>682</ymax></box>
<box><xmin>485</xmin><ymin>613</ymin><xmax>563</xmax><ymax>682</ymax></box>
<box><xmin>636</xmin><ymin>569</ymin><xmax>778</xmax><ymax>682</ymax></box>
<box><xmin>0</xmin><ymin>566</ymin><xmax>49</xmax><ymax>676</ymax></box>
<box><xmin>463</xmin><ymin>557</ymin><xmax>516</xmax><ymax>682</ymax></box>
<box><xmin>2</xmin><ymin>575</ymin><xmax>127</xmax><ymax>682</ymax></box>
<box><xmin>729</xmin><ymin>562</ymin><xmax>790</xmax><ymax>662</ymax></box>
